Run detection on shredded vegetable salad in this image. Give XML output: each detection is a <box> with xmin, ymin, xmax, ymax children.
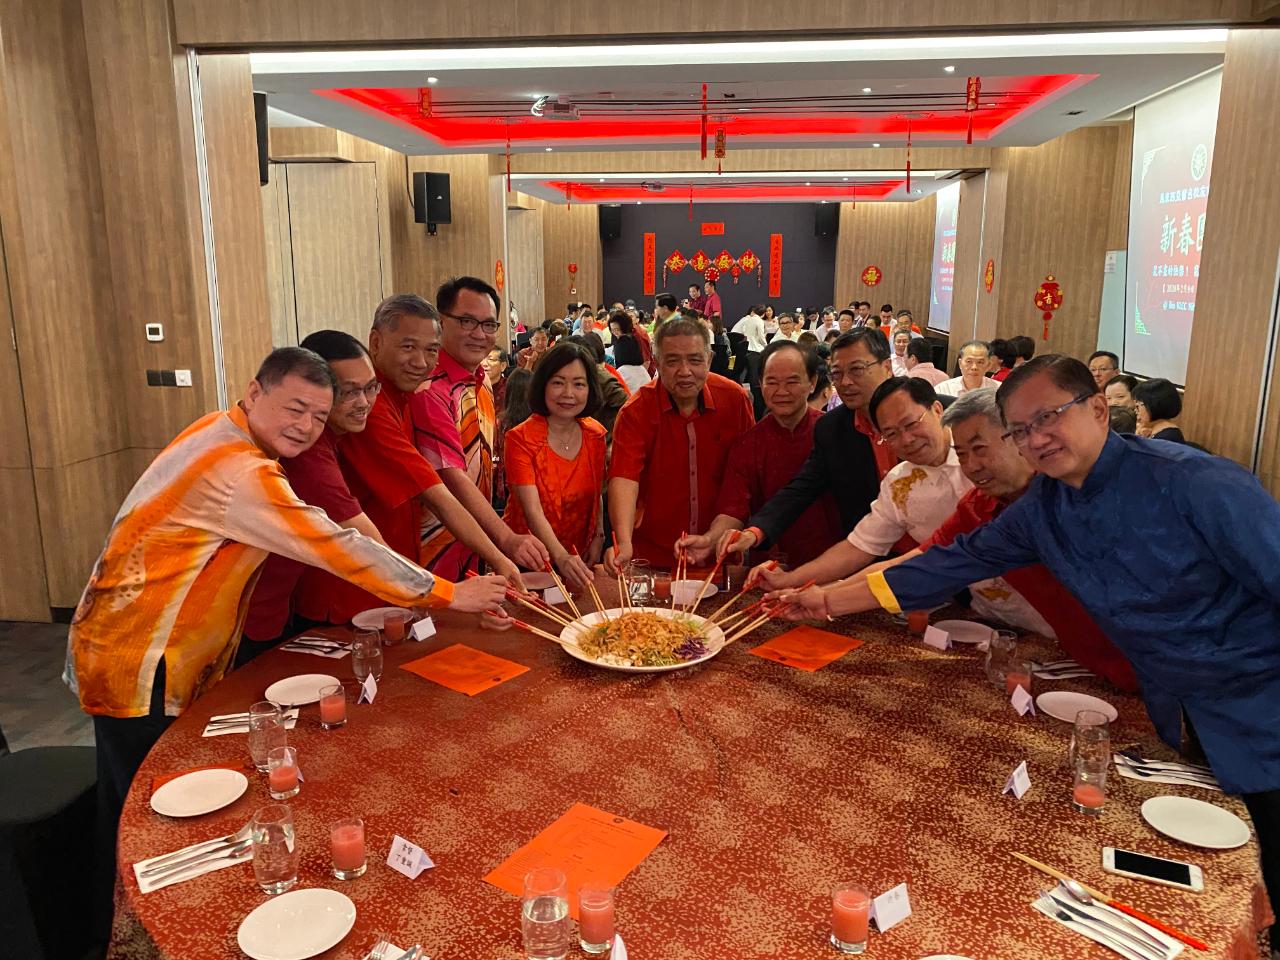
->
<box><xmin>578</xmin><ymin>611</ymin><xmax>708</xmax><ymax>667</ymax></box>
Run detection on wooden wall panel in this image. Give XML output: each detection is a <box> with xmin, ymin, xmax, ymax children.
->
<box><xmin>1185</xmin><ymin>29</ymin><xmax>1280</xmax><ymax>475</ymax></box>
<box><xmin>973</xmin><ymin>158</ymin><xmax>1009</xmax><ymax>344</ymax></box>
<box><xmin>834</xmin><ymin>196</ymin><xmax>936</xmax><ymax>326</ymax></box>
<box><xmin>395</xmin><ymin>154</ymin><xmax>494</xmax><ymax>300</ymax></box>
<box><xmin>540</xmin><ymin>199</ymin><xmax>602</xmax><ymax>318</ymax></box>
<box><xmin>198</xmin><ymin>54</ymin><xmax>273</xmax><ymax>395</ymax></box>
<box><xmin>1106</xmin><ymin>121</ymin><xmax>1135</xmax><ymax>250</ymax></box>
<box><xmin>950</xmin><ymin>173</ymin><xmax>987</xmax><ymax>343</ymax></box>
<box><xmin>284</xmin><ymin>163</ymin><xmax>386</xmax><ymax>340</ymax></box>
<box><xmin>173</xmin><ymin>0</ymin><xmax>1259</xmax><ymax>46</ymax></box>
<box><xmin>994</xmin><ymin>125</ymin><xmax>1121</xmax><ymax>360</ymax></box>
<box><xmin>260</xmin><ymin>174</ymin><xmax>298</xmax><ymax>346</ymax></box>
<box><xmin>507</xmin><ymin>205</ymin><xmax>546</xmax><ymax>336</ymax></box>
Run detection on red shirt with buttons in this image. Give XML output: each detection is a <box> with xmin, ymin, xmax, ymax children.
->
<box><xmin>609</xmin><ymin>373</ymin><xmax>754</xmax><ymax>568</ymax></box>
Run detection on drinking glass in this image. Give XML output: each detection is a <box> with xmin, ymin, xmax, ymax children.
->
<box><xmin>251</xmin><ymin>804</ymin><xmax>299</xmax><ymax>894</ymax></box>
<box><xmin>1004</xmin><ymin>658</ymin><xmax>1033</xmax><ymax>696</ymax></box>
<box><xmin>652</xmin><ymin>571</ymin><xmax>673</xmax><ymax>607</ymax></box>
<box><xmin>330</xmin><ymin>817</ymin><xmax>367</xmax><ymax>880</ymax></box>
<box><xmin>521</xmin><ymin>866</ymin><xmax>570</xmax><ymax>960</ymax></box>
<box><xmin>248</xmin><ymin>700</ymin><xmax>287</xmax><ymax>772</ymax></box>
<box><xmin>352</xmin><ymin>628</ymin><xmax>384</xmax><ymax>683</ymax></box>
<box><xmin>578</xmin><ymin>884</ymin><xmax>615</xmax><ymax>954</ymax></box>
<box><xmin>1069</xmin><ymin>709</ymin><xmax>1111</xmax><ymax>767</ymax></box>
<box><xmin>267</xmin><ymin>745</ymin><xmax>300</xmax><ymax>800</ymax></box>
<box><xmin>905</xmin><ymin>610</ymin><xmax>929</xmax><ymax>635</ymax></box>
<box><xmin>318</xmin><ymin>683</ymin><xmax>347</xmax><ymax>729</ymax></box>
<box><xmin>626</xmin><ymin>560</ymin><xmax>654</xmax><ymax>606</ymax></box>
<box><xmin>984</xmin><ymin>630</ymin><xmax>1018</xmax><ymax>685</ymax></box>
<box><xmin>382</xmin><ymin>609</ymin><xmax>413</xmax><ymax>646</ymax></box>
<box><xmin>830</xmin><ymin>882</ymin><xmax>871</xmax><ymax>954</ymax></box>
<box><xmin>1072</xmin><ymin>756</ymin><xmax>1108</xmax><ymax>815</ymax></box>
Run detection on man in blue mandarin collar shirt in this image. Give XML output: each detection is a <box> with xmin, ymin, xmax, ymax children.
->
<box><xmin>769</xmin><ymin>355</ymin><xmax>1280</xmax><ymax>950</ymax></box>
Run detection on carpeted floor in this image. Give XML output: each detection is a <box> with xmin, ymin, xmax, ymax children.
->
<box><xmin>0</xmin><ymin>619</ymin><xmax>93</xmax><ymax>752</ymax></box>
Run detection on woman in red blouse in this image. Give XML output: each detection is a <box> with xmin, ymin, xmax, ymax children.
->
<box><xmin>502</xmin><ymin>342</ymin><xmax>607</xmax><ymax>590</ymax></box>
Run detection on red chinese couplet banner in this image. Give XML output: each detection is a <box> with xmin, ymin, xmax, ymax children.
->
<box><xmin>768</xmin><ymin>233</ymin><xmax>783</xmax><ymax>298</ymax></box>
<box><xmin>642</xmin><ymin>232</ymin><xmax>656</xmax><ymax>295</ymax></box>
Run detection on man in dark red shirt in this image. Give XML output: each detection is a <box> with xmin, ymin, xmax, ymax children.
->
<box><xmin>702</xmin><ymin>279</ymin><xmax>723</xmax><ymax>322</ymax></box>
<box><xmin>297</xmin><ymin>295</ymin><xmax>521</xmax><ymax>625</ymax></box>
<box><xmin>606</xmin><ymin>316</ymin><xmax>754</xmax><ymax>571</ymax></box>
<box><xmin>676</xmin><ymin>340</ymin><xmax>841</xmax><ymax>567</ymax></box>
<box><xmin>843</xmin><ymin>387</ymin><xmax>1137</xmax><ymax>691</ymax></box>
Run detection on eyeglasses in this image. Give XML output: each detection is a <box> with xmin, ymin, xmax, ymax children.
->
<box><xmin>441</xmin><ymin>311</ymin><xmax>500</xmax><ymax>334</ymax></box>
<box><xmin>337</xmin><ymin>380</ymin><xmax>382</xmax><ymax>404</ymax></box>
<box><xmin>828</xmin><ymin>361</ymin><xmax>879</xmax><ymax>382</ymax></box>
<box><xmin>1002</xmin><ymin>394</ymin><xmax>1092</xmax><ymax>446</ymax></box>
<box><xmin>876</xmin><ymin>408</ymin><xmax>930</xmax><ymax>445</ymax></box>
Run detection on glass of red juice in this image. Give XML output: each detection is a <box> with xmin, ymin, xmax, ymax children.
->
<box><xmin>330</xmin><ymin>817</ymin><xmax>367</xmax><ymax>879</ymax></box>
<box><xmin>577</xmin><ymin>884</ymin><xmax>615</xmax><ymax>954</ymax></box>
<box><xmin>831</xmin><ymin>883</ymin><xmax>871</xmax><ymax>953</ymax></box>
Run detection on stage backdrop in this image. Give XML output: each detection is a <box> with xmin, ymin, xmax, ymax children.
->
<box><xmin>601</xmin><ymin>202</ymin><xmax>837</xmax><ymax>325</ymax></box>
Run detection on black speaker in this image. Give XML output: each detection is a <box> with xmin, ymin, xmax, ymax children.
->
<box><xmin>814</xmin><ymin>202</ymin><xmax>839</xmax><ymax>238</ymax></box>
<box><xmin>253</xmin><ymin>92</ymin><xmax>269</xmax><ymax>185</ymax></box>
<box><xmin>413</xmin><ymin>172</ymin><xmax>452</xmax><ymax>226</ymax></box>
<box><xmin>599</xmin><ymin>204</ymin><xmax>622</xmax><ymax>241</ymax></box>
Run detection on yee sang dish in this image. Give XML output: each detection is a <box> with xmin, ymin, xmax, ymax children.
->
<box><xmin>578</xmin><ymin>611</ymin><xmax>709</xmax><ymax>667</ymax></box>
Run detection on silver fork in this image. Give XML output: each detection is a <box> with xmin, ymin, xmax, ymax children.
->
<box><xmin>140</xmin><ymin>823</ymin><xmax>252</xmax><ymax>873</ymax></box>
<box><xmin>146</xmin><ymin>837</ymin><xmax>253</xmax><ymax>883</ymax></box>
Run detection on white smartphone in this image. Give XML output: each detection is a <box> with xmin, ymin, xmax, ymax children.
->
<box><xmin>1102</xmin><ymin>847</ymin><xmax>1204</xmax><ymax>892</ymax></box>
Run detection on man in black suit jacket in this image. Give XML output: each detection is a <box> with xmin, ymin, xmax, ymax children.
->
<box><xmin>715</xmin><ymin>328</ymin><xmax>900</xmax><ymax>559</ymax></box>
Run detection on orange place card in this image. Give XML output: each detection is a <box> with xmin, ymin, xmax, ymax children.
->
<box><xmin>484</xmin><ymin>803</ymin><xmax>668</xmax><ymax>918</ymax></box>
<box><xmin>150</xmin><ymin>762</ymin><xmax>250</xmax><ymax>794</ymax></box>
<box><xmin>401</xmin><ymin>643</ymin><xmax>530</xmax><ymax>696</ymax></box>
<box><xmin>749</xmin><ymin>625</ymin><xmax>864</xmax><ymax>672</ymax></box>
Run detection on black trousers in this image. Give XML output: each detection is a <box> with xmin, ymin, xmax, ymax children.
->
<box><xmin>1243</xmin><ymin>790</ymin><xmax>1280</xmax><ymax>951</ymax></box>
<box><xmin>91</xmin><ymin>660</ymin><xmax>174</xmax><ymax>941</ymax></box>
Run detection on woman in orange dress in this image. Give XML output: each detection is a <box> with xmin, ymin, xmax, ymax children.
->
<box><xmin>502</xmin><ymin>342</ymin><xmax>607</xmax><ymax>591</ymax></box>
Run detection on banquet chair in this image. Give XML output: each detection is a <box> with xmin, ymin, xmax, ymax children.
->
<box><xmin>0</xmin><ymin>744</ymin><xmax>100</xmax><ymax>960</ymax></box>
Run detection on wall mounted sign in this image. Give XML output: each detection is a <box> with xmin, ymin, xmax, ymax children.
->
<box><xmin>701</xmin><ymin>222</ymin><xmax>724</xmax><ymax>235</ymax></box>
<box><xmin>768</xmin><ymin>233</ymin><xmax>783</xmax><ymax>297</ymax></box>
<box><xmin>860</xmin><ymin>265</ymin><xmax>882</xmax><ymax>286</ymax></box>
<box><xmin>642</xmin><ymin>233</ymin><xmax>656</xmax><ymax>296</ymax></box>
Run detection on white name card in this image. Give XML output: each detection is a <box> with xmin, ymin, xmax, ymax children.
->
<box><xmin>869</xmin><ymin>883</ymin><xmax>912</xmax><ymax>933</ymax></box>
<box><xmin>1010</xmin><ymin>684</ymin><xmax>1035</xmax><ymax>716</ymax></box>
<box><xmin>411</xmin><ymin>616</ymin><xmax>437</xmax><ymax>641</ymax></box>
<box><xmin>543</xmin><ymin>585</ymin><xmax>567</xmax><ymax>606</ymax></box>
<box><xmin>1003</xmin><ymin>760</ymin><xmax>1031</xmax><ymax>799</ymax></box>
<box><xmin>612</xmin><ymin>934</ymin><xmax>628</xmax><ymax>960</ymax></box>
<box><xmin>922</xmin><ymin>625</ymin><xmax>951</xmax><ymax>651</ymax></box>
<box><xmin>386</xmin><ymin>835</ymin><xmax>435</xmax><ymax>880</ymax></box>
<box><xmin>358</xmin><ymin>673</ymin><xmax>378</xmax><ymax>704</ymax></box>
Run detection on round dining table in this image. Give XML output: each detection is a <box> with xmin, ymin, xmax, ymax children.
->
<box><xmin>108</xmin><ymin>586</ymin><xmax>1271</xmax><ymax>960</ymax></box>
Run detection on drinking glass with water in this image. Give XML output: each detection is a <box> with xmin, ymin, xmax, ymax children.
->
<box><xmin>352</xmin><ymin>628</ymin><xmax>384</xmax><ymax>683</ymax></box>
<box><xmin>248</xmin><ymin>700</ymin><xmax>287</xmax><ymax>772</ymax></box>
<box><xmin>521</xmin><ymin>866</ymin><xmax>570</xmax><ymax>960</ymax></box>
<box><xmin>251</xmin><ymin>804</ymin><xmax>300</xmax><ymax>894</ymax></box>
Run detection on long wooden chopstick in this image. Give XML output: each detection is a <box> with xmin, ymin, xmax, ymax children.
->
<box><xmin>510</xmin><ymin>618</ymin><xmax>579</xmax><ymax>649</ymax></box>
<box><xmin>508</xmin><ymin>590</ymin><xmax>575</xmax><ymax>627</ymax></box>
<box><xmin>572</xmin><ymin>546</ymin><xmax>610</xmax><ymax>620</ymax></box>
<box><xmin>544</xmin><ymin>561</ymin><xmax>585</xmax><ymax>621</ymax></box>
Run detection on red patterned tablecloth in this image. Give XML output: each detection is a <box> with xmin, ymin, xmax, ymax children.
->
<box><xmin>109</xmin><ymin>590</ymin><xmax>1271</xmax><ymax>959</ymax></box>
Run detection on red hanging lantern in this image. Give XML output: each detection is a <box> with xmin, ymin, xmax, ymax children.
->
<box><xmin>703</xmin><ymin>266</ymin><xmax>720</xmax><ymax>283</ymax></box>
<box><xmin>1033</xmin><ymin>274</ymin><xmax>1064</xmax><ymax>340</ymax></box>
<box><xmin>567</xmin><ymin>261</ymin><xmax>578</xmax><ymax>297</ymax></box>
<box><xmin>965</xmin><ymin>76</ymin><xmax>981</xmax><ymax>144</ymax></box>
<box><xmin>714</xmin><ymin>126</ymin><xmax>726</xmax><ymax>175</ymax></box>
<box><xmin>906</xmin><ymin>117</ymin><xmax>913</xmax><ymax>193</ymax></box>
<box><xmin>730</xmin><ymin>264</ymin><xmax>742</xmax><ymax>284</ymax></box>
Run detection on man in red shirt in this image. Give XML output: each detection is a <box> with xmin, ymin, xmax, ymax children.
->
<box><xmin>676</xmin><ymin>340</ymin><xmax>840</xmax><ymax>567</ymax></box>
<box><xmin>702</xmin><ymin>279</ymin><xmax>723</xmax><ymax>323</ymax></box>
<box><xmin>820</xmin><ymin>387</ymin><xmax>1137</xmax><ymax>691</ymax></box>
<box><xmin>606</xmin><ymin>316</ymin><xmax>754</xmax><ymax>571</ymax></box>
<box><xmin>297</xmin><ymin>295</ymin><xmax>522</xmax><ymax>624</ymax></box>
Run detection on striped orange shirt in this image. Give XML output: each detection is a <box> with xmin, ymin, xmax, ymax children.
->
<box><xmin>64</xmin><ymin>405</ymin><xmax>453</xmax><ymax>719</ymax></box>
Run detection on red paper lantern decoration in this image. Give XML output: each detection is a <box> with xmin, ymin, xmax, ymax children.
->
<box><xmin>567</xmin><ymin>261</ymin><xmax>578</xmax><ymax>297</ymax></box>
<box><xmin>730</xmin><ymin>264</ymin><xmax>742</xmax><ymax>284</ymax></box>
<box><xmin>704</xmin><ymin>266</ymin><xmax>720</xmax><ymax>282</ymax></box>
<box><xmin>861</xmin><ymin>265</ymin><xmax>882</xmax><ymax>286</ymax></box>
<box><xmin>1033</xmin><ymin>274</ymin><xmax>1064</xmax><ymax>340</ymax></box>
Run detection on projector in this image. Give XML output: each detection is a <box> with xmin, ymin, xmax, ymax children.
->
<box><xmin>540</xmin><ymin>98</ymin><xmax>580</xmax><ymax>120</ymax></box>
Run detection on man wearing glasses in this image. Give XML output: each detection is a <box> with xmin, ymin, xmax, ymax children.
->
<box><xmin>413</xmin><ymin>276</ymin><xmax>551</xmax><ymax>579</ymax></box>
<box><xmin>768</xmin><ymin>354</ymin><xmax>1280</xmax><ymax>948</ymax></box>
<box><xmin>718</xmin><ymin>329</ymin><xmax>900</xmax><ymax>562</ymax></box>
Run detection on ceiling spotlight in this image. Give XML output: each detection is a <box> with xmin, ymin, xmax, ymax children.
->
<box><xmin>545</xmin><ymin>147</ymin><xmax>553</xmax><ymax>152</ymax></box>
<box><xmin>820</xmin><ymin>200</ymin><xmax>829</xmax><ymax>204</ymax></box>
<box><xmin>842</xmin><ymin>177</ymin><xmax>849</xmax><ymax>181</ymax></box>
<box><xmin>805</xmin><ymin>181</ymin><xmax>811</xmax><ymax>186</ymax></box>
<box><xmin>872</xmin><ymin>142</ymin><xmax>881</xmax><ymax>148</ymax></box>
<box><xmin>598</xmin><ymin>178</ymin><xmax>605</xmax><ymax>182</ymax></box>
<box><xmin>426</xmin><ymin>76</ymin><xmax>439</xmax><ymax>84</ymax></box>
<box><xmin>943</xmin><ymin>65</ymin><xmax>956</xmax><ymax>73</ymax></box>
<box><xmin>636</xmin><ymin>201</ymin><xmax>642</xmax><ymax>205</ymax></box>
<box><xmin>862</xmin><ymin>87</ymin><xmax>872</xmax><ymax>94</ymax></box>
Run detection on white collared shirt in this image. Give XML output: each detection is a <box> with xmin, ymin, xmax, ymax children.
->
<box><xmin>935</xmin><ymin>375</ymin><xmax>986</xmax><ymax>397</ymax></box>
<box><xmin>732</xmin><ymin>314</ymin><xmax>768</xmax><ymax>352</ymax></box>
<box><xmin>847</xmin><ymin>447</ymin><xmax>972</xmax><ymax>555</ymax></box>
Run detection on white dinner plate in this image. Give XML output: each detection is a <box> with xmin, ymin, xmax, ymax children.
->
<box><xmin>149</xmin><ymin>768</ymin><xmax>248</xmax><ymax>818</ymax></box>
<box><xmin>1141</xmin><ymin>795</ymin><xmax>1251</xmax><ymax>849</ymax></box>
<box><xmin>560</xmin><ymin>607</ymin><xmax>726</xmax><ymax>673</ymax></box>
<box><xmin>1035</xmin><ymin>690</ymin><xmax>1119</xmax><ymax>723</ymax></box>
<box><xmin>350</xmin><ymin>606</ymin><xmax>407</xmax><ymax>631</ymax></box>
<box><xmin>237</xmin><ymin>888</ymin><xmax>357</xmax><ymax>960</ymax></box>
<box><xmin>672</xmin><ymin>579</ymin><xmax>719</xmax><ymax>606</ymax></box>
<box><xmin>932</xmin><ymin>619</ymin><xmax>995</xmax><ymax>645</ymax></box>
<box><xmin>264</xmin><ymin>674</ymin><xmax>340</xmax><ymax>707</ymax></box>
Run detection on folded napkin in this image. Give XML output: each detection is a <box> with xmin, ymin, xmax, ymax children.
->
<box><xmin>279</xmin><ymin>639</ymin><xmax>350</xmax><ymax>660</ymax></box>
<box><xmin>363</xmin><ymin>944</ymin><xmax>418</xmax><ymax>960</ymax></box>
<box><xmin>1112</xmin><ymin>761</ymin><xmax>1221</xmax><ymax>792</ymax></box>
<box><xmin>1031</xmin><ymin>892</ymin><xmax>1182</xmax><ymax>960</ymax></box>
<box><xmin>201</xmin><ymin>708</ymin><xmax>299</xmax><ymax>738</ymax></box>
<box><xmin>150</xmin><ymin>762</ymin><xmax>250</xmax><ymax>794</ymax></box>
<box><xmin>132</xmin><ymin>836</ymin><xmax>252</xmax><ymax>894</ymax></box>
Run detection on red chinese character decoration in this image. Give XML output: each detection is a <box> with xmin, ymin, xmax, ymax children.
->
<box><xmin>965</xmin><ymin>76</ymin><xmax>981</xmax><ymax>144</ymax></box>
<box><xmin>983</xmin><ymin>258</ymin><xmax>996</xmax><ymax>293</ymax></box>
<box><xmin>663</xmin><ymin>250</ymin><xmax>686</xmax><ymax>287</ymax></box>
<box><xmin>1034</xmin><ymin>274</ymin><xmax>1064</xmax><ymax>340</ymax></box>
<box><xmin>768</xmin><ymin>233</ymin><xmax>783</xmax><ymax>297</ymax></box>
<box><xmin>494</xmin><ymin>259</ymin><xmax>505</xmax><ymax>293</ymax></box>
<box><xmin>567</xmin><ymin>261</ymin><xmax>578</xmax><ymax>296</ymax></box>
<box><xmin>689</xmin><ymin>250</ymin><xmax>711</xmax><ymax>273</ymax></box>
<box><xmin>663</xmin><ymin>248</ymin><xmax>762</xmax><ymax>287</ymax></box>
<box><xmin>860</xmin><ymin>265</ymin><xmax>882</xmax><ymax>286</ymax></box>
<box><xmin>714</xmin><ymin>249</ymin><xmax>735</xmax><ymax>272</ymax></box>
<box><xmin>642</xmin><ymin>233</ymin><xmax>656</xmax><ymax>296</ymax></box>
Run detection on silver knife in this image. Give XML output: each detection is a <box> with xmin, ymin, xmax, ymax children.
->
<box><xmin>1041</xmin><ymin>898</ymin><xmax>1159</xmax><ymax>960</ymax></box>
<box><xmin>147</xmin><ymin>838</ymin><xmax>253</xmax><ymax>883</ymax></box>
<box><xmin>1047</xmin><ymin>894</ymin><xmax>1168</xmax><ymax>959</ymax></box>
